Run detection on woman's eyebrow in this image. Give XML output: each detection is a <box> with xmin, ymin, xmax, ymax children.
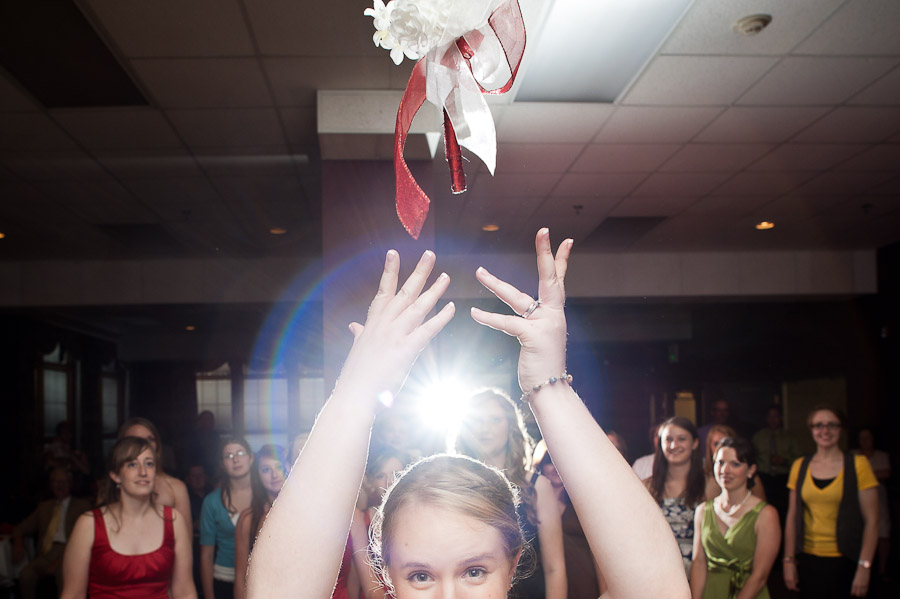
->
<box><xmin>458</xmin><ymin>553</ymin><xmax>497</xmax><ymax>567</ymax></box>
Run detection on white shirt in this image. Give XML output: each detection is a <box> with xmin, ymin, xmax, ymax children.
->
<box><xmin>632</xmin><ymin>453</ymin><xmax>655</xmax><ymax>481</ymax></box>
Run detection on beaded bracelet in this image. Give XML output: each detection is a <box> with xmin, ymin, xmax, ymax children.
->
<box><xmin>520</xmin><ymin>372</ymin><xmax>573</xmax><ymax>402</ymax></box>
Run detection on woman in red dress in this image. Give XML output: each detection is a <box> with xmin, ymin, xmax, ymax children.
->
<box><xmin>60</xmin><ymin>436</ymin><xmax>196</xmax><ymax>599</ymax></box>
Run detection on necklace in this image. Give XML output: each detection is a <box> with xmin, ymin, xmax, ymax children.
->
<box><xmin>719</xmin><ymin>490</ymin><xmax>751</xmax><ymax>517</ymax></box>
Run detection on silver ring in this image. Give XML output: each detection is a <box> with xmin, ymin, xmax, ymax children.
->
<box><xmin>521</xmin><ymin>298</ymin><xmax>542</xmax><ymax>318</ymax></box>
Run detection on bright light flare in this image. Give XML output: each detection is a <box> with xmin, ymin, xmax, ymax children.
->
<box><xmin>415</xmin><ymin>379</ymin><xmax>469</xmax><ymax>431</ymax></box>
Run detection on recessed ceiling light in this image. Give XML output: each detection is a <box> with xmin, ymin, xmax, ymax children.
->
<box><xmin>482</xmin><ymin>224</ymin><xmax>500</xmax><ymax>232</ymax></box>
<box><xmin>735</xmin><ymin>14</ymin><xmax>773</xmax><ymax>36</ymax></box>
<box><xmin>0</xmin><ymin>232</ymin><xmax>5</xmax><ymax>239</ymax></box>
<box><xmin>185</xmin><ymin>325</ymin><xmax>196</xmax><ymax>331</ymax></box>
<box><xmin>755</xmin><ymin>221</ymin><xmax>775</xmax><ymax>230</ymax></box>
<box><xmin>269</xmin><ymin>227</ymin><xmax>287</xmax><ymax>235</ymax></box>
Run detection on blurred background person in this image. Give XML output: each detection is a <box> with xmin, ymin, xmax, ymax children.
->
<box><xmin>644</xmin><ymin>416</ymin><xmax>707</xmax><ymax>576</ymax></box>
<box><xmin>119</xmin><ymin>417</ymin><xmax>192</xmax><ymax>531</ymax></box>
<box><xmin>704</xmin><ymin>424</ymin><xmax>765</xmax><ymax>503</ymax></box>
<box><xmin>533</xmin><ymin>439</ymin><xmax>601</xmax><ymax>599</ymax></box>
<box><xmin>690</xmin><ymin>437</ymin><xmax>780</xmax><ymax>599</ymax></box>
<box><xmin>60</xmin><ymin>436</ymin><xmax>195</xmax><ymax>599</ymax></box>
<box><xmin>853</xmin><ymin>427</ymin><xmax>890</xmax><ymax>581</ymax></box>
<box><xmin>12</xmin><ymin>467</ymin><xmax>91</xmax><ymax>599</ymax></box>
<box><xmin>698</xmin><ymin>400</ymin><xmax>734</xmax><ymax>453</ymax></box>
<box><xmin>752</xmin><ymin>406</ymin><xmax>800</xmax><ymax>524</ymax></box>
<box><xmin>453</xmin><ymin>388</ymin><xmax>567</xmax><ymax>599</ymax></box>
<box><xmin>633</xmin><ymin>422</ymin><xmax>661</xmax><ymax>481</ymax></box>
<box><xmin>234</xmin><ymin>445</ymin><xmax>286</xmax><ymax>599</ymax></box>
<box><xmin>784</xmin><ymin>406</ymin><xmax>879</xmax><ymax>599</ymax></box>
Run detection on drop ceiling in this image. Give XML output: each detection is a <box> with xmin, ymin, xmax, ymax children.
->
<box><xmin>0</xmin><ymin>0</ymin><xmax>898</xmax><ymax>261</ymax></box>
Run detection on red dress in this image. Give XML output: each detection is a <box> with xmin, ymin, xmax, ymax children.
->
<box><xmin>88</xmin><ymin>506</ymin><xmax>175</xmax><ymax>599</ymax></box>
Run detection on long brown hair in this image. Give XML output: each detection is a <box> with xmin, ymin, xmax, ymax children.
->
<box><xmin>101</xmin><ymin>436</ymin><xmax>164</xmax><ymax>530</ymax></box>
<box><xmin>219</xmin><ymin>437</ymin><xmax>266</xmax><ymax>515</ymax></box>
<box><xmin>452</xmin><ymin>388</ymin><xmax>538</xmax><ymax>527</ymax></box>
<box><xmin>248</xmin><ymin>444</ymin><xmax>286</xmax><ymax>547</ymax></box>
<box><xmin>648</xmin><ymin>417</ymin><xmax>705</xmax><ymax>508</ymax></box>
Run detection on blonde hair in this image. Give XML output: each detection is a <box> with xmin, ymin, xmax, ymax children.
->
<box><xmin>451</xmin><ymin>388</ymin><xmax>539</xmax><ymax>527</ymax></box>
<box><xmin>370</xmin><ymin>454</ymin><xmax>525</xmax><ymax>590</ymax></box>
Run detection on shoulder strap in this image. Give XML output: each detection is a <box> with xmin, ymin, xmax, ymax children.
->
<box><xmin>794</xmin><ymin>455</ymin><xmax>813</xmax><ymax>552</ymax></box>
<box><xmin>92</xmin><ymin>508</ymin><xmax>109</xmax><ymax>545</ymax></box>
<box><xmin>837</xmin><ymin>453</ymin><xmax>863</xmax><ymax>559</ymax></box>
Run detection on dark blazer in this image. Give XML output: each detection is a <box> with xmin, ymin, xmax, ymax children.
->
<box><xmin>14</xmin><ymin>496</ymin><xmax>92</xmax><ymax>544</ymax></box>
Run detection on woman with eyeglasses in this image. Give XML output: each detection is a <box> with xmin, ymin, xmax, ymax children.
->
<box><xmin>783</xmin><ymin>406</ymin><xmax>879</xmax><ymax>598</ymax></box>
<box><xmin>200</xmin><ymin>438</ymin><xmax>266</xmax><ymax>599</ymax></box>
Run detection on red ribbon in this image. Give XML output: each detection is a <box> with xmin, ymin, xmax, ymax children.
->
<box><xmin>393</xmin><ymin>0</ymin><xmax>526</xmax><ymax>239</ymax></box>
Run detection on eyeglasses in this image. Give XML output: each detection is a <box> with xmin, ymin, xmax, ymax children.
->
<box><xmin>224</xmin><ymin>450</ymin><xmax>249</xmax><ymax>460</ymax></box>
<box><xmin>809</xmin><ymin>422</ymin><xmax>841</xmax><ymax>431</ymax></box>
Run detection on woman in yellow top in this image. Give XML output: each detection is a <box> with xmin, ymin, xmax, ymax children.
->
<box><xmin>783</xmin><ymin>406</ymin><xmax>878</xmax><ymax>598</ymax></box>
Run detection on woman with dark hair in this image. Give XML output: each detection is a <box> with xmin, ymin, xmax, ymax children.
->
<box><xmin>703</xmin><ymin>424</ymin><xmax>766</xmax><ymax>503</ymax></box>
<box><xmin>60</xmin><ymin>436</ymin><xmax>196</xmax><ymax>599</ymax></box>
<box><xmin>119</xmin><ymin>417</ymin><xmax>192</xmax><ymax>531</ymax></box>
<box><xmin>690</xmin><ymin>437</ymin><xmax>780</xmax><ymax>599</ymax></box>
<box><xmin>247</xmin><ymin>230</ymin><xmax>689</xmax><ymax>599</ymax></box>
<box><xmin>234</xmin><ymin>445</ymin><xmax>287</xmax><ymax>599</ymax></box>
<box><xmin>644</xmin><ymin>416</ymin><xmax>707</xmax><ymax>575</ymax></box>
<box><xmin>453</xmin><ymin>388</ymin><xmax>567</xmax><ymax>599</ymax></box>
<box><xmin>783</xmin><ymin>406</ymin><xmax>879</xmax><ymax>598</ymax></box>
<box><xmin>200</xmin><ymin>438</ymin><xmax>266</xmax><ymax>599</ymax></box>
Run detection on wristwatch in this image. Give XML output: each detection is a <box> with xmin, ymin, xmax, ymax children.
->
<box><xmin>858</xmin><ymin>559</ymin><xmax>872</xmax><ymax>569</ymax></box>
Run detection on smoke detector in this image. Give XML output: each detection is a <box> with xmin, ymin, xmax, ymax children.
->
<box><xmin>734</xmin><ymin>14</ymin><xmax>772</xmax><ymax>36</ymax></box>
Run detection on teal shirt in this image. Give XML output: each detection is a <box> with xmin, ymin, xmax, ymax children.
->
<box><xmin>200</xmin><ymin>489</ymin><xmax>237</xmax><ymax>568</ymax></box>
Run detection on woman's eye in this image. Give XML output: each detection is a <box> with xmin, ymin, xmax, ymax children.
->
<box><xmin>465</xmin><ymin>567</ymin><xmax>486</xmax><ymax>579</ymax></box>
<box><xmin>408</xmin><ymin>572</ymin><xmax>431</xmax><ymax>584</ymax></box>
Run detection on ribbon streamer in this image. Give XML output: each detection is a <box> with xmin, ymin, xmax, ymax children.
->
<box><xmin>393</xmin><ymin>0</ymin><xmax>525</xmax><ymax>239</ymax></box>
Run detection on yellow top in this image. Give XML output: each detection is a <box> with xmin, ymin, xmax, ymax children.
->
<box><xmin>787</xmin><ymin>454</ymin><xmax>878</xmax><ymax>557</ymax></box>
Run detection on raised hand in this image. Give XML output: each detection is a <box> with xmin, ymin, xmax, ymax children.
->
<box><xmin>338</xmin><ymin>249</ymin><xmax>455</xmax><ymax>409</ymax></box>
<box><xmin>470</xmin><ymin>228</ymin><xmax>573</xmax><ymax>394</ymax></box>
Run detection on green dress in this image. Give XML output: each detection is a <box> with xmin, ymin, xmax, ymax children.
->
<box><xmin>700</xmin><ymin>499</ymin><xmax>769</xmax><ymax>599</ymax></box>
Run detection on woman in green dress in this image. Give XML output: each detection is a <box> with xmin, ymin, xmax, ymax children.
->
<box><xmin>690</xmin><ymin>437</ymin><xmax>781</xmax><ymax>599</ymax></box>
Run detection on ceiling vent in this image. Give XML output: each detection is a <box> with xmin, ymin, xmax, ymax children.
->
<box><xmin>734</xmin><ymin>14</ymin><xmax>773</xmax><ymax>37</ymax></box>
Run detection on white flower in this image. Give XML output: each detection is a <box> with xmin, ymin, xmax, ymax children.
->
<box><xmin>365</xmin><ymin>0</ymin><xmax>494</xmax><ymax>65</ymax></box>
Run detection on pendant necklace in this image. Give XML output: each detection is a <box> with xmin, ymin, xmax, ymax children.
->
<box><xmin>719</xmin><ymin>489</ymin><xmax>751</xmax><ymax>517</ymax></box>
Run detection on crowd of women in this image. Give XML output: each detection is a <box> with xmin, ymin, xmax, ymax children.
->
<box><xmin>23</xmin><ymin>228</ymin><xmax>886</xmax><ymax>599</ymax></box>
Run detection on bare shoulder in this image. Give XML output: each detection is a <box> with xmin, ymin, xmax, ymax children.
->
<box><xmin>161</xmin><ymin>473</ymin><xmax>188</xmax><ymax>494</ymax></box>
<box><xmin>533</xmin><ymin>472</ymin><xmax>553</xmax><ymax>494</ymax></box>
<box><xmin>694</xmin><ymin>501</ymin><xmax>706</xmax><ymax>518</ymax></box>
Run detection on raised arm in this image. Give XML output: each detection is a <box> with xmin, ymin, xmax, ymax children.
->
<box><xmin>471</xmin><ymin>228</ymin><xmax>689</xmax><ymax>599</ymax></box>
<box><xmin>248</xmin><ymin>250</ymin><xmax>454</xmax><ymax>599</ymax></box>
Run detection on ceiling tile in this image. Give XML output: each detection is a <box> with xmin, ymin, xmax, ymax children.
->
<box><xmin>1</xmin><ymin>151</ymin><xmax>107</xmax><ymax>180</ymax></box>
<box><xmin>849</xmin><ymin>65</ymin><xmax>900</xmax><ymax>105</ymax></box>
<box><xmin>244</xmin><ymin>0</ymin><xmax>380</xmax><ymax>56</ymax></box>
<box><xmin>754</xmin><ymin>196</ymin><xmax>849</xmax><ymax>220</ymax></box>
<box><xmin>790</xmin><ymin>172</ymin><xmax>896</xmax><ymax>196</ymax></box>
<box><xmin>791</xmin><ymin>107</ymin><xmax>900</xmax><ymax>143</ymax></box>
<box><xmin>66</xmin><ymin>199</ymin><xmax>160</xmax><ymax>225</ymax></box>
<box><xmin>622</xmin><ymin>56</ymin><xmax>777</xmax><ymax>106</ymax></box>
<box><xmin>871</xmin><ymin>176</ymin><xmax>900</xmax><ymax>195</ymax></box>
<box><xmin>595</xmin><ymin>107</ymin><xmax>723</xmax><ymax>143</ymax></box>
<box><xmin>631</xmin><ymin>173</ymin><xmax>731</xmax><ymax>197</ymax></box>
<box><xmin>837</xmin><ymin>145</ymin><xmax>900</xmax><ymax>171</ymax></box>
<box><xmin>684</xmin><ymin>195</ymin><xmax>776</xmax><ymax>216</ymax></box>
<box><xmin>695</xmin><ymin>106</ymin><xmax>830</xmax><ymax>143</ymax></box>
<box><xmin>0</xmin><ymin>71</ymin><xmax>38</xmax><ymax>111</ymax></box>
<box><xmin>195</xmin><ymin>148</ymin><xmax>299</xmax><ymax>177</ymax></box>
<box><xmin>131</xmin><ymin>59</ymin><xmax>273</xmax><ymax>108</ymax></box>
<box><xmin>264</xmin><ymin>57</ymin><xmax>391</xmax><ymax>107</ymax></box>
<box><xmin>0</xmin><ymin>113</ymin><xmax>77</xmax><ymax>151</ymax></box>
<box><xmin>714</xmin><ymin>172</ymin><xmax>812</xmax><ymax>196</ymax></box>
<box><xmin>52</xmin><ymin>109</ymin><xmax>183</xmax><ymax>150</ymax></box>
<box><xmin>493</xmin><ymin>143</ymin><xmax>583</xmax><ymax>174</ymax></box>
<box><xmin>661</xmin><ymin>0</ymin><xmax>845</xmax><ymax>55</ymax></box>
<box><xmin>166</xmin><ymin>108</ymin><xmax>286</xmax><ymax>148</ymax></box>
<box><xmin>795</xmin><ymin>0</ymin><xmax>900</xmax><ymax>56</ymax></box>
<box><xmin>121</xmin><ymin>177</ymin><xmax>222</xmax><ymax>207</ymax></box>
<box><xmin>526</xmin><ymin>196</ymin><xmax>619</xmax><ymax>234</ymax></box>
<box><xmin>609</xmin><ymin>197</ymin><xmax>698</xmax><ymax>217</ymax></box>
<box><xmin>747</xmin><ymin>144</ymin><xmax>868</xmax><ymax>171</ymax></box>
<box><xmin>279</xmin><ymin>107</ymin><xmax>317</xmax><ymax>151</ymax></box>
<box><xmin>738</xmin><ymin>57</ymin><xmax>896</xmax><ymax>106</ymax></box>
<box><xmin>661</xmin><ymin>144</ymin><xmax>773</xmax><ymax>172</ymax></box>
<box><xmin>469</xmin><ymin>172</ymin><xmax>559</xmax><ymax>197</ymax></box>
<box><xmin>86</xmin><ymin>0</ymin><xmax>254</xmax><ymax>57</ymax></box>
<box><xmin>496</xmin><ymin>104</ymin><xmax>614</xmax><ymax>143</ymax></box>
<box><xmin>94</xmin><ymin>149</ymin><xmax>203</xmax><ymax>179</ymax></box>
<box><xmin>570</xmin><ymin>144</ymin><xmax>682</xmax><ymax>173</ymax></box>
<box><xmin>31</xmin><ymin>176</ymin><xmax>135</xmax><ymax>206</ymax></box>
<box><xmin>552</xmin><ymin>173</ymin><xmax>646</xmax><ymax>197</ymax></box>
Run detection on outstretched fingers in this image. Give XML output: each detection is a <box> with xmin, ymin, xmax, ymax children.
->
<box><xmin>535</xmin><ymin>228</ymin><xmax>566</xmax><ymax>306</ymax></box>
<box><xmin>368</xmin><ymin>249</ymin><xmax>400</xmax><ymax>317</ymax></box>
<box><xmin>470</xmin><ymin>306</ymin><xmax>525</xmax><ymax>338</ymax></box>
<box><xmin>475</xmin><ymin>266</ymin><xmax>535</xmax><ymax>316</ymax></box>
<box><xmin>384</xmin><ymin>250</ymin><xmax>436</xmax><ymax>319</ymax></box>
<box><xmin>409</xmin><ymin>301</ymin><xmax>456</xmax><ymax>348</ymax></box>
<box><xmin>395</xmin><ymin>271</ymin><xmax>451</xmax><ymax>332</ymax></box>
